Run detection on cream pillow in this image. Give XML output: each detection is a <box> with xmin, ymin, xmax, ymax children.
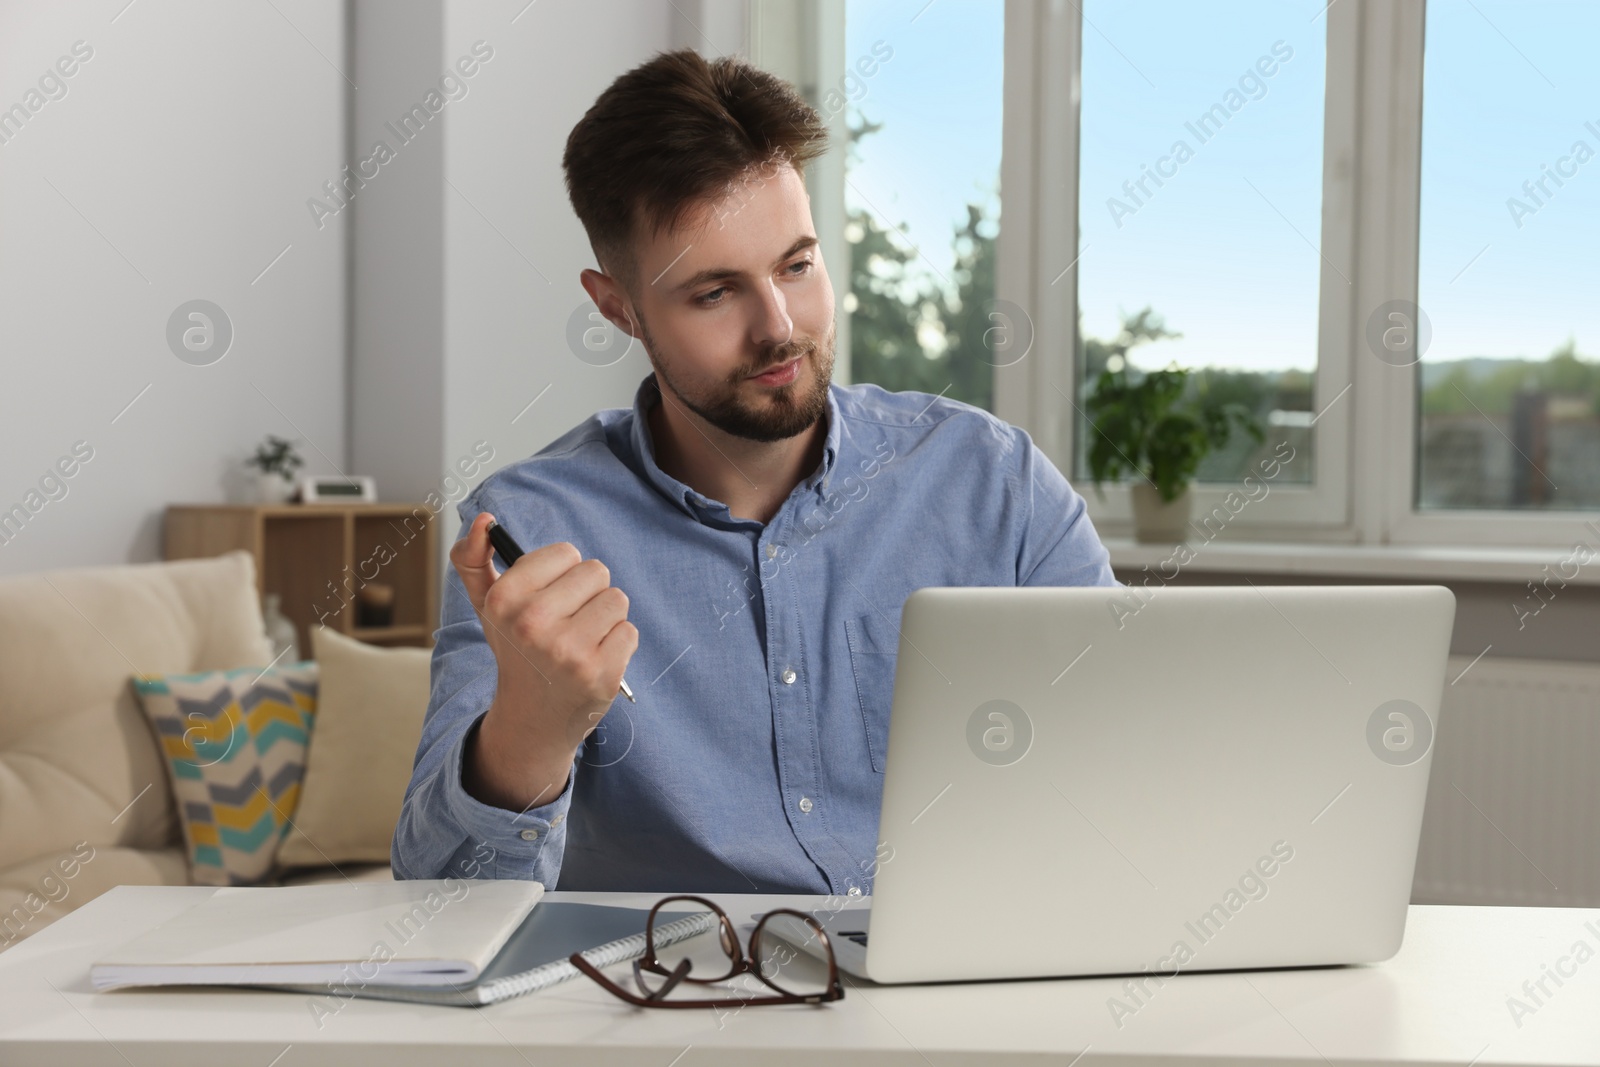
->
<box><xmin>274</xmin><ymin>627</ymin><xmax>431</xmax><ymax>869</ymax></box>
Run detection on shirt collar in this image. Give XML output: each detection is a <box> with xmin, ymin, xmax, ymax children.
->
<box><xmin>628</xmin><ymin>372</ymin><xmax>841</xmax><ymax>522</ymax></box>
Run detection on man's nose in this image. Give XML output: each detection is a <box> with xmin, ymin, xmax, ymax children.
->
<box><xmin>751</xmin><ymin>276</ymin><xmax>793</xmax><ymax>347</ymax></box>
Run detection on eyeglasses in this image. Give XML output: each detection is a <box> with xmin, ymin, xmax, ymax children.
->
<box><xmin>569</xmin><ymin>894</ymin><xmax>845</xmax><ymax>1009</ymax></box>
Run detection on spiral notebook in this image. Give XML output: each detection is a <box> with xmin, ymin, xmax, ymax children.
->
<box><xmin>276</xmin><ymin>901</ymin><xmax>716</xmax><ymax>1007</ymax></box>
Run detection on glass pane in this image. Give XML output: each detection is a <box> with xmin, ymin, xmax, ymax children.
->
<box><xmin>843</xmin><ymin>0</ymin><xmax>1005</xmax><ymax>411</ymax></box>
<box><xmin>1075</xmin><ymin>1</ymin><xmax>1328</xmax><ymax>489</ymax></box>
<box><xmin>1416</xmin><ymin>0</ymin><xmax>1600</xmax><ymax>511</ymax></box>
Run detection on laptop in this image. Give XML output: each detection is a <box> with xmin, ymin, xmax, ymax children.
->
<box><xmin>766</xmin><ymin>583</ymin><xmax>1455</xmax><ymax>984</ymax></box>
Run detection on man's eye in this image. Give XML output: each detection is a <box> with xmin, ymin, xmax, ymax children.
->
<box><xmin>696</xmin><ymin>287</ymin><xmax>728</xmax><ymax>307</ymax></box>
<box><xmin>788</xmin><ymin>258</ymin><xmax>813</xmax><ymax>276</ymax></box>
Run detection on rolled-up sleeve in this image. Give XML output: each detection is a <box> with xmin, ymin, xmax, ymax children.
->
<box><xmin>1010</xmin><ymin>428</ymin><xmax>1119</xmax><ymax>588</ymax></box>
<box><xmin>390</xmin><ymin>492</ymin><xmax>579</xmax><ymax>885</ymax></box>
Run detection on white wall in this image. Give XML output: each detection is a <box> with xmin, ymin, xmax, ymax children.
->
<box><xmin>0</xmin><ymin>0</ymin><xmax>348</xmax><ymax>575</ymax></box>
<box><xmin>436</xmin><ymin>0</ymin><xmax>677</xmax><ymax>568</ymax></box>
<box><xmin>349</xmin><ymin>0</ymin><xmax>444</xmax><ymax>505</ymax></box>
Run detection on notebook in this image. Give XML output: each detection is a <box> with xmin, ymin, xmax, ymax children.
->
<box><xmin>92</xmin><ymin>880</ymin><xmax>546</xmax><ymax>992</ymax></box>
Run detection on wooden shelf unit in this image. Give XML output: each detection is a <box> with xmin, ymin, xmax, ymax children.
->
<box><xmin>164</xmin><ymin>503</ymin><xmax>440</xmax><ymax>655</ymax></box>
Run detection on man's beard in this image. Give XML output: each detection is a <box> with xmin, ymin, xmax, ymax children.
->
<box><xmin>638</xmin><ymin>315</ymin><xmax>835</xmax><ymax>443</ymax></box>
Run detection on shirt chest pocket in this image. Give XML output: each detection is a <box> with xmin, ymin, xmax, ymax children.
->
<box><xmin>844</xmin><ymin>612</ymin><xmax>900</xmax><ymax>773</ymax></box>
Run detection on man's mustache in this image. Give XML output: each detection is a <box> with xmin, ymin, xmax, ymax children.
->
<box><xmin>746</xmin><ymin>338</ymin><xmax>815</xmax><ymax>377</ymax></box>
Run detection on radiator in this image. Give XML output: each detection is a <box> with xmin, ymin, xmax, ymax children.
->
<box><xmin>1412</xmin><ymin>655</ymin><xmax>1600</xmax><ymax>908</ymax></box>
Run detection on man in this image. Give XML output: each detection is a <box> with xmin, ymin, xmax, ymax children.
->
<box><xmin>392</xmin><ymin>49</ymin><xmax>1117</xmax><ymax>894</ymax></box>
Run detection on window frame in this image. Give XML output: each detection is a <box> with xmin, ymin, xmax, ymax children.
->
<box><xmin>997</xmin><ymin>0</ymin><xmax>1358</xmax><ymax>538</ymax></box>
<box><xmin>1375</xmin><ymin>0</ymin><xmax>1600</xmax><ymax>548</ymax></box>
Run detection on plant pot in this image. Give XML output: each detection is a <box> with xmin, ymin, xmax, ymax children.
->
<box><xmin>1130</xmin><ymin>483</ymin><xmax>1192</xmax><ymax>545</ymax></box>
<box><xmin>254</xmin><ymin>471</ymin><xmax>295</xmax><ymax>504</ymax></box>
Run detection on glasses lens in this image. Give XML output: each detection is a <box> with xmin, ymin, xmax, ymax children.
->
<box><xmin>748</xmin><ymin>910</ymin><xmax>838</xmax><ymax>1000</ymax></box>
<box><xmin>646</xmin><ymin>896</ymin><xmax>741</xmax><ymax>987</ymax></box>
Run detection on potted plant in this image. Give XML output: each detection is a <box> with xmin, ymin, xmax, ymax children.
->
<box><xmin>1082</xmin><ymin>312</ymin><xmax>1263</xmax><ymax>544</ymax></box>
<box><xmin>246</xmin><ymin>435</ymin><xmax>304</xmax><ymax>504</ymax></box>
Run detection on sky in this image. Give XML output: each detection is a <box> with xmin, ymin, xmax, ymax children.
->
<box><xmin>1415</xmin><ymin>0</ymin><xmax>1600</xmax><ymax>366</ymax></box>
<box><xmin>843</xmin><ymin>0</ymin><xmax>1004</xmax><ymax>293</ymax></box>
<box><xmin>845</xmin><ymin>0</ymin><xmax>1600</xmax><ymax>374</ymax></box>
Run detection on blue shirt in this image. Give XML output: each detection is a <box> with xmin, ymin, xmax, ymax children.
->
<box><xmin>392</xmin><ymin>372</ymin><xmax>1117</xmax><ymax>894</ymax></box>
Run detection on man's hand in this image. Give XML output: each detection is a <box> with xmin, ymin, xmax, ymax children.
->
<box><xmin>452</xmin><ymin>511</ymin><xmax>639</xmax><ymax>812</ymax></box>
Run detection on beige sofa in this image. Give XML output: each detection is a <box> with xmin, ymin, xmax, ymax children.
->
<box><xmin>0</xmin><ymin>550</ymin><xmax>391</xmax><ymax>951</ymax></box>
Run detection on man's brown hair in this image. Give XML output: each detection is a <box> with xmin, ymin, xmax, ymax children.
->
<box><xmin>563</xmin><ymin>48</ymin><xmax>830</xmax><ymax>297</ymax></box>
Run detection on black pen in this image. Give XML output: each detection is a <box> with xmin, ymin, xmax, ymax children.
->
<box><xmin>486</xmin><ymin>520</ymin><xmax>636</xmax><ymax>704</ymax></box>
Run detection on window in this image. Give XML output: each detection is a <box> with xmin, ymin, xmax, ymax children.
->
<box><xmin>787</xmin><ymin>0</ymin><xmax>1599</xmax><ymax>547</ymax></box>
<box><xmin>1036</xmin><ymin>0</ymin><xmax>1352</xmax><ymax>532</ymax></box>
<box><xmin>1415</xmin><ymin>0</ymin><xmax>1600</xmax><ymax>512</ymax></box>
<box><xmin>1075</xmin><ymin>1</ymin><xmax>1328</xmax><ymax>489</ymax></box>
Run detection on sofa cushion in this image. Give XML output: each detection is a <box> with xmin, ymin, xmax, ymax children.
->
<box><xmin>1</xmin><ymin>845</ymin><xmax>190</xmax><ymax>952</ymax></box>
<box><xmin>0</xmin><ymin>550</ymin><xmax>272</xmax><ymax>875</ymax></box>
<box><xmin>275</xmin><ymin>627</ymin><xmax>430</xmax><ymax>869</ymax></box>
<box><xmin>132</xmin><ymin>662</ymin><xmax>319</xmax><ymax>886</ymax></box>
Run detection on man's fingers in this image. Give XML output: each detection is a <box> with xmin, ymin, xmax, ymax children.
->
<box><xmin>455</xmin><ymin>523</ymin><xmax>631</xmax><ymax>701</ymax></box>
<box><xmin>597</xmin><ymin>617</ymin><xmax>640</xmax><ymax>671</ymax></box>
<box><xmin>504</xmin><ymin>540</ymin><xmax>587</xmax><ymax>594</ymax></box>
<box><xmin>537</xmin><ymin>557</ymin><xmax>616</xmax><ymax>624</ymax></box>
<box><xmin>566</xmin><ymin>586</ymin><xmax>631</xmax><ymax>655</ymax></box>
<box><xmin>450</xmin><ymin>512</ymin><xmax>500</xmax><ymax>612</ymax></box>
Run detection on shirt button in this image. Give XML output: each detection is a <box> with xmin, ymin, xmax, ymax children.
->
<box><xmin>798</xmin><ymin>796</ymin><xmax>813</xmax><ymax>813</ymax></box>
<box><xmin>766</xmin><ymin>543</ymin><xmax>777</xmax><ymax>559</ymax></box>
<box><xmin>847</xmin><ymin>886</ymin><xmax>862</xmax><ymax>897</ymax></box>
<box><xmin>519</xmin><ymin>829</ymin><xmax>539</xmax><ymax>841</ymax></box>
<box><xmin>781</xmin><ymin>667</ymin><xmax>797</xmax><ymax>685</ymax></box>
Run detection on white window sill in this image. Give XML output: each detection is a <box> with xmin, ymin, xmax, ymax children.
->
<box><xmin>1101</xmin><ymin>539</ymin><xmax>1593</xmax><ymax>587</ymax></box>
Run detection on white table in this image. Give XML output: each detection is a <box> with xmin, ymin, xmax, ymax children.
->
<box><xmin>1</xmin><ymin>887</ymin><xmax>1596</xmax><ymax>1066</ymax></box>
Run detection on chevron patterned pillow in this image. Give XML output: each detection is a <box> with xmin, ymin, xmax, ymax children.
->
<box><xmin>131</xmin><ymin>661</ymin><xmax>318</xmax><ymax>886</ymax></box>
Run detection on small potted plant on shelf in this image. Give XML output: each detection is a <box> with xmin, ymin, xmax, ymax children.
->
<box><xmin>1082</xmin><ymin>311</ymin><xmax>1263</xmax><ymax>544</ymax></box>
<box><xmin>246</xmin><ymin>435</ymin><xmax>304</xmax><ymax>504</ymax></box>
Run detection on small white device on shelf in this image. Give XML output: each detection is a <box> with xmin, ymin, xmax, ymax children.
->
<box><xmin>298</xmin><ymin>475</ymin><xmax>377</xmax><ymax>503</ymax></box>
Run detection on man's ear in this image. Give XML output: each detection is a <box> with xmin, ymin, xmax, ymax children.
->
<box><xmin>579</xmin><ymin>267</ymin><xmax>640</xmax><ymax>340</ymax></box>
